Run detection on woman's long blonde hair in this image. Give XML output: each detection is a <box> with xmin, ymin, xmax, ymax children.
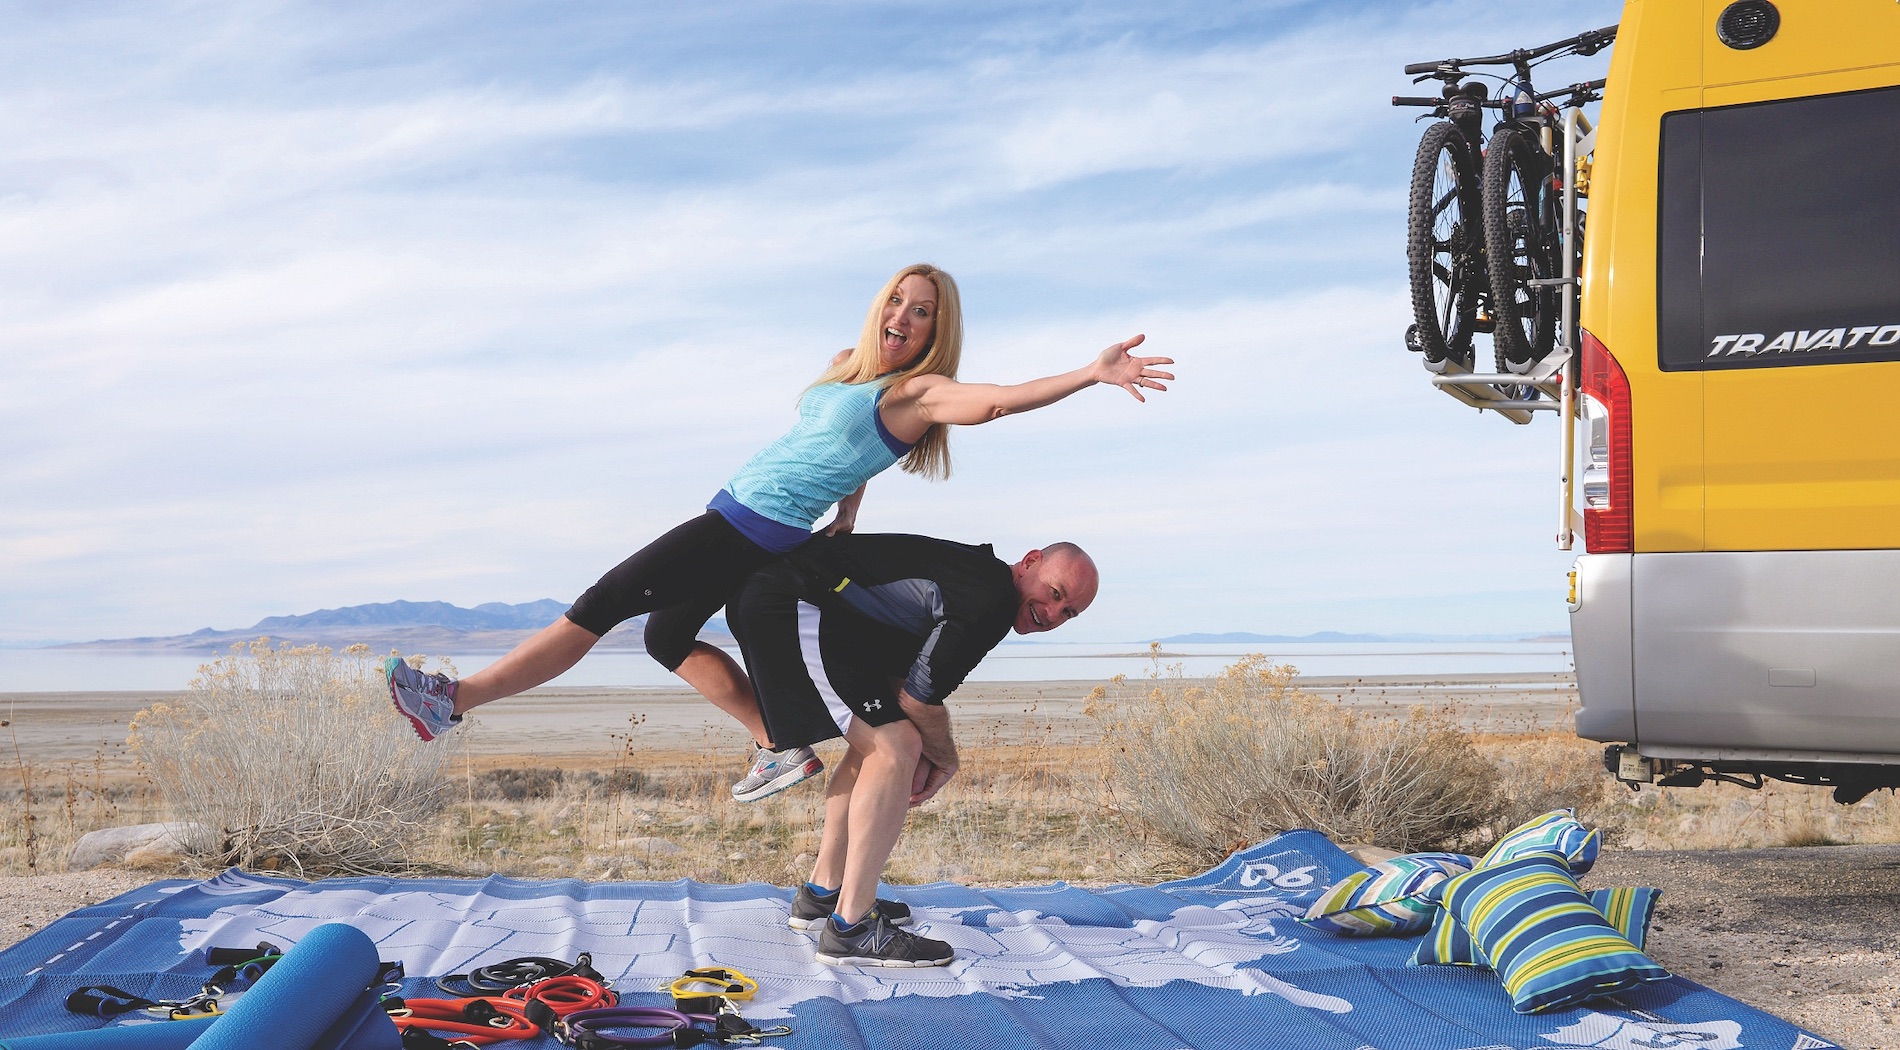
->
<box><xmin>806</xmin><ymin>262</ymin><xmax>962</xmax><ymax>479</ymax></box>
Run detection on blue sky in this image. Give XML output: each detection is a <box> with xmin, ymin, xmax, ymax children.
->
<box><xmin>0</xmin><ymin>0</ymin><xmax>1620</xmax><ymax>645</ymax></box>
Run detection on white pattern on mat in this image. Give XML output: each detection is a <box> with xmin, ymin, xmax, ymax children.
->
<box><xmin>176</xmin><ymin>875</ymin><xmax>1352</xmax><ymax>1020</ymax></box>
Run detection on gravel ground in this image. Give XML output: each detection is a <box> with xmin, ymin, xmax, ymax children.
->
<box><xmin>3</xmin><ymin>846</ymin><xmax>1896</xmax><ymax>1048</ymax></box>
<box><xmin>1589</xmin><ymin>844</ymin><xmax>1900</xmax><ymax>1049</ymax></box>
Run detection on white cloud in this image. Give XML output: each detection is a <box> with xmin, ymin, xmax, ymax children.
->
<box><xmin>1</xmin><ymin>0</ymin><xmax>1621</xmax><ymax>643</ymax></box>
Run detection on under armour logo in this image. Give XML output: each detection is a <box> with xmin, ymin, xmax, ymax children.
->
<box><xmin>862</xmin><ymin>698</ymin><xmax>883</xmax><ymax>712</ymax></box>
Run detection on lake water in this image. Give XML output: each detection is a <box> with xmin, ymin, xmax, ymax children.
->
<box><xmin>0</xmin><ymin>641</ymin><xmax>1574</xmax><ymax>693</ymax></box>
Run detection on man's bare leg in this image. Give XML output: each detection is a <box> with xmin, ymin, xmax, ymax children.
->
<box><xmin>808</xmin><ymin>745</ymin><xmax>863</xmax><ymax>892</ymax></box>
<box><xmin>673</xmin><ymin>641</ymin><xmax>772</xmax><ymax>747</ymax></box>
<box><xmin>452</xmin><ymin>617</ymin><xmax>600</xmax><ymax>714</ymax></box>
<box><xmin>833</xmin><ymin>719</ymin><xmax>921</xmax><ymax>924</ymax></box>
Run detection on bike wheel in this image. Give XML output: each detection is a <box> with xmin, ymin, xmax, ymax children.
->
<box><xmin>1482</xmin><ymin>126</ymin><xmax>1557</xmax><ymax>372</ymax></box>
<box><xmin>1405</xmin><ymin>121</ymin><xmax>1483</xmax><ymax>368</ymax></box>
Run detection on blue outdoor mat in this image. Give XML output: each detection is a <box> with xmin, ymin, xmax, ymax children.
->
<box><xmin>0</xmin><ymin>831</ymin><xmax>1837</xmax><ymax>1049</ymax></box>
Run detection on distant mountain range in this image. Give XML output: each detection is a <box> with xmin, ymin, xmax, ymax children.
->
<box><xmin>53</xmin><ymin>601</ymin><xmax>1564</xmax><ymax>653</ymax></box>
<box><xmin>1151</xmin><ymin>630</ymin><xmax>1568</xmax><ymax>644</ymax></box>
<box><xmin>55</xmin><ymin>600</ymin><xmax>732</xmax><ymax>653</ymax></box>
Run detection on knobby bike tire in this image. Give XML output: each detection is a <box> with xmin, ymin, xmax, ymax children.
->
<box><xmin>1405</xmin><ymin>121</ymin><xmax>1483</xmax><ymax>368</ymax></box>
<box><xmin>1481</xmin><ymin>125</ymin><xmax>1557</xmax><ymax>372</ymax></box>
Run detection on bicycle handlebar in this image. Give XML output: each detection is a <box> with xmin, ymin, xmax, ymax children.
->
<box><xmin>1402</xmin><ymin>24</ymin><xmax>1617</xmax><ymax>78</ymax></box>
<box><xmin>1391</xmin><ymin>96</ymin><xmax>1444</xmax><ymax>107</ymax></box>
<box><xmin>1534</xmin><ymin>78</ymin><xmax>1608</xmax><ymax>104</ymax></box>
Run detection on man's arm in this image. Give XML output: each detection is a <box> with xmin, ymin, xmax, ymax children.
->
<box><xmin>899</xmin><ymin>689</ymin><xmax>958</xmax><ymax>806</ymax></box>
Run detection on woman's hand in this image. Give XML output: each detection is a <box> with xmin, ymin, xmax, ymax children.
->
<box><xmin>1090</xmin><ymin>334</ymin><xmax>1174</xmax><ymax>402</ymax></box>
<box><xmin>823</xmin><ymin>483</ymin><xmax>866</xmax><ymax>536</ymax></box>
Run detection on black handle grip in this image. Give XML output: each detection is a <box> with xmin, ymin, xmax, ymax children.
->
<box><xmin>205</xmin><ymin>941</ymin><xmax>280</xmax><ymax>965</ymax></box>
<box><xmin>1402</xmin><ymin>60</ymin><xmax>1448</xmax><ymax>75</ymax></box>
<box><xmin>1392</xmin><ymin>96</ymin><xmax>1443</xmax><ymax>107</ymax></box>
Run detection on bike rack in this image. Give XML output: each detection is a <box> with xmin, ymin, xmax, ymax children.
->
<box><xmin>1421</xmin><ymin>106</ymin><xmax>1595</xmax><ymax>549</ymax></box>
<box><xmin>1428</xmin><ymin>352</ymin><xmax>1566</xmax><ymax>425</ymax></box>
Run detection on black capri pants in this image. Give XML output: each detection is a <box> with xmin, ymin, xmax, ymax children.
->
<box><xmin>565</xmin><ymin>511</ymin><xmax>779</xmax><ymax>670</ymax></box>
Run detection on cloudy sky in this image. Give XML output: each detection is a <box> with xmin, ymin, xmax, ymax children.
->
<box><xmin>1</xmin><ymin>0</ymin><xmax>1620</xmax><ymax>645</ymax></box>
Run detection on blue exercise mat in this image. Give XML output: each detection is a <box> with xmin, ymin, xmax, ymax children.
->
<box><xmin>0</xmin><ymin>922</ymin><xmax>398</xmax><ymax>1050</ymax></box>
<box><xmin>0</xmin><ymin>832</ymin><xmax>1838</xmax><ymax>1049</ymax></box>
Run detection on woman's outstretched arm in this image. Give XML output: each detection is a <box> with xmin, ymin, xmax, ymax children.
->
<box><xmin>884</xmin><ymin>335</ymin><xmax>1172</xmax><ymax>434</ymax></box>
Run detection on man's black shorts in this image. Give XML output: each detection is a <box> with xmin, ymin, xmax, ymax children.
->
<box><xmin>727</xmin><ymin>564</ymin><xmax>920</xmax><ymax>749</ymax></box>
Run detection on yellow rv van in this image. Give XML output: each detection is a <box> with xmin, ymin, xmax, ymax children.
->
<box><xmin>1569</xmin><ymin>0</ymin><xmax>1900</xmax><ymax>801</ymax></box>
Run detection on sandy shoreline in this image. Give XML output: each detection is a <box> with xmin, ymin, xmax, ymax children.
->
<box><xmin>0</xmin><ymin>671</ymin><xmax>1580</xmax><ymax>766</ymax></box>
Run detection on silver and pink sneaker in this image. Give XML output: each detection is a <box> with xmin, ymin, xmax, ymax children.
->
<box><xmin>731</xmin><ymin>745</ymin><xmax>823</xmax><ymax>802</ymax></box>
<box><xmin>384</xmin><ymin>656</ymin><xmax>460</xmax><ymax>741</ymax></box>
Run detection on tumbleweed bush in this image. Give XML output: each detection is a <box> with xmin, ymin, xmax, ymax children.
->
<box><xmin>1091</xmin><ymin>655</ymin><xmax>1500</xmax><ymax>866</ymax></box>
<box><xmin>128</xmin><ymin>640</ymin><xmax>462</xmax><ymax>874</ymax></box>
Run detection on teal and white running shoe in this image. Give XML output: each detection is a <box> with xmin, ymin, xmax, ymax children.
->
<box><xmin>384</xmin><ymin>656</ymin><xmax>460</xmax><ymax>742</ymax></box>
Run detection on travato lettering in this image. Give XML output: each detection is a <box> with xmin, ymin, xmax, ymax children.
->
<box><xmin>1706</xmin><ymin>324</ymin><xmax>1900</xmax><ymax>356</ymax></box>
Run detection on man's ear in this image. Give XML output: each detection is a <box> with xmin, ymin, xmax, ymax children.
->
<box><xmin>1019</xmin><ymin>548</ymin><xmax>1042</xmax><ymax>570</ymax></box>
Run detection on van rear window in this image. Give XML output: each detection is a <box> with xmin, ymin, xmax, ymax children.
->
<box><xmin>1658</xmin><ymin>84</ymin><xmax>1900</xmax><ymax>371</ymax></box>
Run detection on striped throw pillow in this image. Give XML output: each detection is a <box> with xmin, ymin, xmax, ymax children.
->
<box><xmin>1298</xmin><ymin>852</ymin><xmax>1477</xmax><ymax>936</ymax></box>
<box><xmin>1412</xmin><ymin>885</ymin><xmax>1661</xmax><ymax>967</ymax></box>
<box><xmin>1481</xmin><ymin>808</ymin><xmax>1602</xmax><ymax>876</ymax></box>
<box><xmin>1439</xmin><ymin>851</ymin><xmax>1669</xmax><ymax>1013</ymax></box>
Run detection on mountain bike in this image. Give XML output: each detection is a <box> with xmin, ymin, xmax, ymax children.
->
<box><xmin>1396</xmin><ymin>25</ymin><xmax>1615</xmax><ymax>375</ymax></box>
<box><xmin>1393</xmin><ymin>81</ymin><xmax>1493</xmax><ymax>372</ymax></box>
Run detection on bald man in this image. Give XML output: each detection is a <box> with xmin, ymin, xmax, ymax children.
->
<box><xmin>724</xmin><ymin>531</ymin><xmax>1098</xmax><ymax>967</ymax></box>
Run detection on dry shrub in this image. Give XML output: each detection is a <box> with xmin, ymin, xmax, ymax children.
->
<box><xmin>1477</xmin><ymin>731</ymin><xmax>1621</xmax><ymax>839</ymax></box>
<box><xmin>129</xmin><ymin>640</ymin><xmax>463</xmax><ymax>875</ymax></box>
<box><xmin>1092</xmin><ymin>656</ymin><xmax>1499</xmax><ymax>866</ymax></box>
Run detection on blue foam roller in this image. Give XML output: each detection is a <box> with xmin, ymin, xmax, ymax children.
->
<box><xmin>186</xmin><ymin>923</ymin><xmax>382</xmax><ymax>1050</ymax></box>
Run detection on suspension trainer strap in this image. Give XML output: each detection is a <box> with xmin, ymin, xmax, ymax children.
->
<box><xmin>436</xmin><ymin>952</ymin><xmax>603</xmax><ymax>996</ymax></box>
<box><xmin>65</xmin><ymin>985</ymin><xmax>160</xmax><ymax>1018</ymax></box>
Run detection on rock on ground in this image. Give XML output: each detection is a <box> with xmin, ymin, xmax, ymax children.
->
<box><xmin>67</xmin><ymin>822</ymin><xmax>217</xmax><ymax>871</ymax></box>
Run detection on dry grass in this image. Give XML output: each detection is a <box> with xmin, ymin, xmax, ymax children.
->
<box><xmin>407</xmin><ymin>708</ymin><xmax>1167</xmax><ymax>887</ymax></box>
<box><xmin>1473</xmin><ymin>731</ymin><xmax>1622</xmax><ymax>838</ymax></box>
<box><xmin>9</xmin><ymin>652</ymin><xmax>1900</xmax><ymax>884</ymax></box>
<box><xmin>0</xmin><ymin>720</ymin><xmax>144</xmax><ymax>875</ymax></box>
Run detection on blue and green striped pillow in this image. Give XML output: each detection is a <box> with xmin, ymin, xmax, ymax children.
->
<box><xmin>1298</xmin><ymin>852</ymin><xmax>1477</xmax><ymax>936</ymax></box>
<box><xmin>1438</xmin><ymin>851</ymin><xmax>1669</xmax><ymax>1013</ymax></box>
<box><xmin>1412</xmin><ymin>885</ymin><xmax>1660</xmax><ymax>967</ymax></box>
<box><xmin>1482</xmin><ymin>808</ymin><xmax>1602</xmax><ymax>875</ymax></box>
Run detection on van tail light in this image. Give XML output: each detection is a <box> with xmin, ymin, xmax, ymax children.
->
<box><xmin>1579</xmin><ymin>328</ymin><xmax>1632</xmax><ymax>553</ymax></box>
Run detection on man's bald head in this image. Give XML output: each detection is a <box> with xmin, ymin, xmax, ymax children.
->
<box><xmin>1008</xmin><ymin>543</ymin><xmax>1098</xmax><ymax>635</ymax></box>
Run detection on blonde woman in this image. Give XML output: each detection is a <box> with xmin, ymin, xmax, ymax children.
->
<box><xmin>387</xmin><ymin>263</ymin><xmax>1171</xmax><ymax>800</ymax></box>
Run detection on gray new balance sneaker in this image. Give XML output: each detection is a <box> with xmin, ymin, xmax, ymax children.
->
<box><xmin>787</xmin><ymin>883</ymin><xmax>912</xmax><ymax>930</ymax></box>
<box><xmin>815</xmin><ymin>909</ymin><xmax>952</xmax><ymax>968</ymax></box>
<box><xmin>384</xmin><ymin>656</ymin><xmax>460</xmax><ymax>742</ymax></box>
<box><xmin>731</xmin><ymin>745</ymin><xmax>823</xmax><ymax>802</ymax></box>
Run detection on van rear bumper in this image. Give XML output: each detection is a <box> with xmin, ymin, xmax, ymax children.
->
<box><xmin>1571</xmin><ymin>549</ymin><xmax>1900</xmax><ymax>759</ymax></box>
